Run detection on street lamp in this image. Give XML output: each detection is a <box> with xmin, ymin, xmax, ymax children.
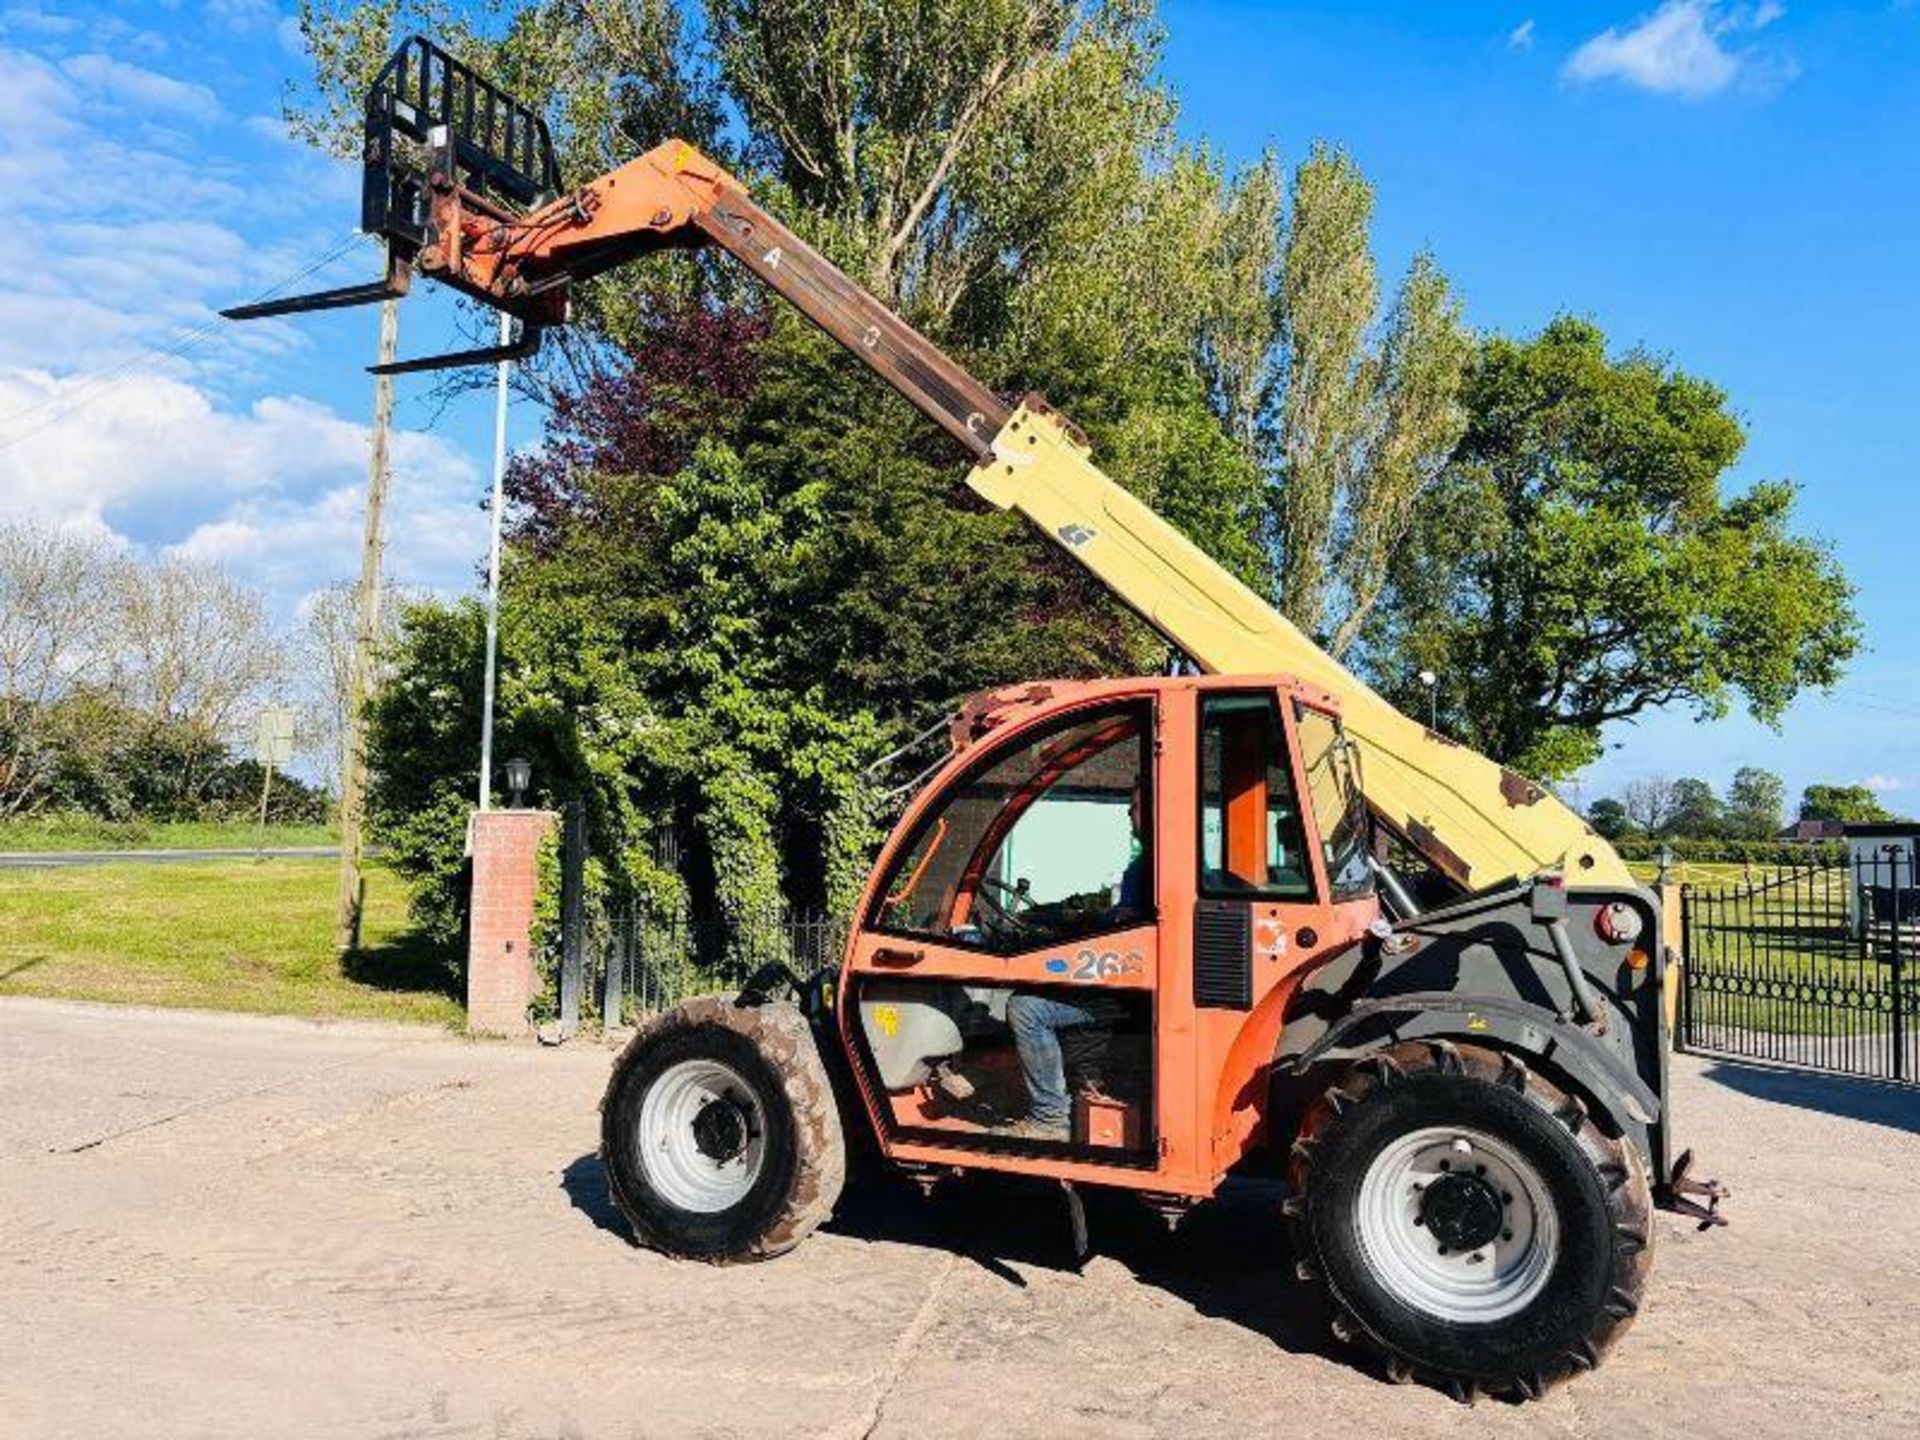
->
<box><xmin>1417</xmin><ymin>669</ymin><xmax>1438</xmax><ymax>730</ymax></box>
<box><xmin>505</xmin><ymin>756</ymin><xmax>532</xmax><ymax>809</ymax></box>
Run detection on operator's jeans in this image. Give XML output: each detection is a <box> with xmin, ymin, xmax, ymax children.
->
<box><xmin>1006</xmin><ymin>992</ymin><xmax>1120</xmax><ymax>1127</ymax></box>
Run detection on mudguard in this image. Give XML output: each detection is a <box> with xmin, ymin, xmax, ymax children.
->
<box><xmin>1277</xmin><ymin>878</ymin><xmax>1676</xmax><ymax>1187</ymax></box>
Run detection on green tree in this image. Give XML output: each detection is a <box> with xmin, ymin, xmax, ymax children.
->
<box><xmin>1799</xmin><ymin>784</ymin><xmax>1894</xmax><ymax>825</ymax></box>
<box><xmin>1665</xmin><ymin>777</ymin><xmax>1723</xmax><ymax>839</ymax></box>
<box><xmin>1263</xmin><ymin>148</ymin><xmax>1471</xmax><ymax>651</ymax></box>
<box><xmin>1724</xmin><ymin>766</ymin><xmax>1785</xmax><ymax>839</ymax></box>
<box><xmin>1374</xmin><ymin>317</ymin><xmax>1859</xmax><ymax>779</ymax></box>
<box><xmin>1586</xmin><ymin>796</ymin><xmax>1634</xmax><ymax>841</ymax></box>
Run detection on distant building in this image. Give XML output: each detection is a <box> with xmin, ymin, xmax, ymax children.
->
<box><xmin>1779</xmin><ymin>818</ymin><xmax>1846</xmax><ymax>842</ymax></box>
<box><xmin>1843</xmin><ymin>822</ymin><xmax>1920</xmax><ymax>935</ymax></box>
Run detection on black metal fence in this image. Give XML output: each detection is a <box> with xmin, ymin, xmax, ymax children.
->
<box><xmin>545</xmin><ymin>800</ymin><xmax>849</xmax><ymax>1033</ymax></box>
<box><xmin>601</xmin><ymin>910</ymin><xmax>849</xmax><ymax>1020</ymax></box>
<box><xmin>1681</xmin><ymin>851</ymin><xmax>1916</xmax><ymax>1083</ymax></box>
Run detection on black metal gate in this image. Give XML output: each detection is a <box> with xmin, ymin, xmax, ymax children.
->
<box><xmin>1680</xmin><ymin>851</ymin><xmax>1915</xmax><ymax>1083</ymax></box>
<box><xmin>548</xmin><ymin>800</ymin><xmax>850</xmax><ymax>1032</ymax></box>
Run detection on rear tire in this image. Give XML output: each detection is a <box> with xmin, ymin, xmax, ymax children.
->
<box><xmin>600</xmin><ymin>995</ymin><xmax>845</xmax><ymax>1262</ymax></box>
<box><xmin>1286</xmin><ymin>1040</ymin><xmax>1653</xmax><ymax>1399</ymax></box>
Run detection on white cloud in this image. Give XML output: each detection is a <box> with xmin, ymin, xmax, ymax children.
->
<box><xmin>61</xmin><ymin>52</ymin><xmax>223</xmax><ymax>121</ymax></box>
<box><xmin>0</xmin><ymin>29</ymin><xmax>489</xmax><ymax>625</ymax></box>
<box><xmin>1</xmin><ymin>6</ymin><xmax>81</xmax><ymax>38</ymax></box>
<box><xmin>205</xmin><ymin>0</ymin><xmax>278</xmax><ymax>31</ymax></box>
<box><xmin>0</xmin><ymin>368</ymin><xmax>485</xmax><ymax>617</ymax></box>
<box><xmin>1563</xmin><ymin>2</ymin><xmax>1794</xmax><ymax>99</ymax></box>
<box><xmin>0</xmin><ymin>43</ymin><xmax>364</xmax><ymax>382</ymax></box>
<box><xmin>1509</xmin><ymin>19</ymin><xmax>1537</xmax><ymax>50</ymax></box>
<box><xmin>1862</xmin><ymin>775</ymin><xmax>1910</xmax><ymax>794</ymax></box>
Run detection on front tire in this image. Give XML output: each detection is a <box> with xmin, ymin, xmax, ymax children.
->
<box><xmin>1287</xmin><ymin>1040</ymin><xmax>1653</xmax><ymax>1399</ymax></box>
<box><xmin>600</xmin><ymin>995</ymin><xmax>845</xmax><ymax>1262</ymax></box>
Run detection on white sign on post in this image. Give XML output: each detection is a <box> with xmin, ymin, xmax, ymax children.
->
<box><xmin>256</xmin><ymin>707</ymin><xmax>297</xmax><ymax>769</ymax></box>
<box><xmin>254</xmin><ymin>706</ymin><xmax>298</xmax><ymax>853</ymax></box>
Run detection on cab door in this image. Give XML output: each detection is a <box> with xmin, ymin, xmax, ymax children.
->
<box><xmin>1186</xmin><ymin>687</ymin><xmax>1378</xmax><ymax>1176</ymax></box>
<box><xmin>1193</xmin><ymin>689</ymin><xmax>1326</xmax><ymax>1007</ymax></box>
<box><xmin>840</xmin><ymin>699</ymin><xmax>1160</xmax><ymax>1164</ymax></box>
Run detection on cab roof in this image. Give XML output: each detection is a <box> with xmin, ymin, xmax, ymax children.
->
<box><xmin>948</xmin><ymin>674</ymin><xmax>1343</xmax><ymax>755</ymax></box>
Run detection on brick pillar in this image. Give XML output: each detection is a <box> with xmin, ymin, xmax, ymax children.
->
<box><xmin>466</xmin><ymin>808</ymin><xmax>556</xmax><ymax>1036</ymax></box>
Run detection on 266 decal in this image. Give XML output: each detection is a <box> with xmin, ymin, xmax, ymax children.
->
<box><xmin>1044</xmin><ymin>948</ymin><xmax>1144</xmax><ymax>983</ymax></box>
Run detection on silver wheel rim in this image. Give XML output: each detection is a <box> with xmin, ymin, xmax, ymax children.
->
<box><xmin>636</xmin><ymin>1058</ymin><xmax>767</xmax><ymax>1213</ymax></box>
<box><xmin>1354</xmin><ymin>1125</ymin><xmax>1559</xmax><ymax>1323</ymax></box>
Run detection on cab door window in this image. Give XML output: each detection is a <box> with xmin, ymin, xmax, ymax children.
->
<box><xmin>1294</xmin><ymin>702</ymin><xmax>1374</xmax><ymax>901</ymax></box>
<box><xmin>871</xmin><ymin>704</ymin><xmax>1153</xmax><ymax>953</ymax></box>
<box><xmin>1198</xmin><ymin>693</ymin><xmax>1312</xmax><ymax>900</ymax></box>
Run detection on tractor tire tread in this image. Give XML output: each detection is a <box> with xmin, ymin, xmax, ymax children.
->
<box><xmin>599</xmin><ymin>993</ymin><xmax>845</xmax><ymax>1264</ymax></box>
<box><xmin>1284</xmin><ymin>1039</ymin><xmax>1655</xmax><ymax>1402</ymax></box>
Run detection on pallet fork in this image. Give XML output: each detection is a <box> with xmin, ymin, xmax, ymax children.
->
<box><xmin>222</xmin><ymin>37</ymin><xmax>556</xmax><ymax>374</ymax></box>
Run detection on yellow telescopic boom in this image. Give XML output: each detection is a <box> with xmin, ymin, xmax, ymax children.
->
<box><xmin>971</xmin><ymin>403</ymin><xmax>1628</xmax><ymax>890</ymax></box>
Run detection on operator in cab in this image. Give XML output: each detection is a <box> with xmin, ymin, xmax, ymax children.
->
<box><xmin>1000</xmin><ymin>779</ymin><xmax>1149</xmax><ymax>1141</ymax></box>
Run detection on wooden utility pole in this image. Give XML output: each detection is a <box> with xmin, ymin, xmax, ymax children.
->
<box><xmin>335</xmin><ymin>298</ymin><xmax>399</xmax><ymax>952</ymax></box>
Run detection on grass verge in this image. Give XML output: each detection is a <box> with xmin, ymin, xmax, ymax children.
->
<box><xmin>0</xmin><ymin>816</ymin><xmax>337</xmax><ymax>853</ymax></box>
<box><xmin>0</xmin><ymin>858</ymin><xmax>463</xmax><ymax>1026</ymax></box>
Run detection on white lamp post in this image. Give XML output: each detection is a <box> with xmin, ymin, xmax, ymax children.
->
<box><xmin>478</xmin><ymin>311</ymin><xmax>513</xmax><ymax>811</ymax></box>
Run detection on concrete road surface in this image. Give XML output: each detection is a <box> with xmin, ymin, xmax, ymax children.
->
<box><xmin>2</xmin><ymin>997</ymin><xmax>1917</xmax><ymax>1440</ymax></box>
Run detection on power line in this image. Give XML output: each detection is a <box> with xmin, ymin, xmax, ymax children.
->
<box><xmin>0</xmin><ymin>232</ymin><xmax>374</xmax><ymax>454</ymax></box>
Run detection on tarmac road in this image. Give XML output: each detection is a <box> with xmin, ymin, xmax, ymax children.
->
<box><xmin>0</xmin><ymin>847</ymin><xmax>341</xmax><ymax>868</ymax></box>
<box><xmin>2</xmin><ymin>996</ymin><xmax>1916</xmax><ymax>1439</ymax></box>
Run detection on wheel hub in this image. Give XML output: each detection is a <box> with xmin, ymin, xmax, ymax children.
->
<box><xmin>692</xmin><ymin>1096</ymin><xmax>750</xmax><ymax>1163</ymax></box>
<box><xmin>1418</xmin><ymin>1171</ymin><xmax>1506</xmax><ymax>1253</ymax></box>
<box><xmin>1353</xmin><ymin>1125</ymin><xmax>1560</xmax><ymax>1323</ymax></box>
<box><xmin>635</xmin><ymin>1058</ymin><xmax>769</xmax><ymax>1214</ymax></box>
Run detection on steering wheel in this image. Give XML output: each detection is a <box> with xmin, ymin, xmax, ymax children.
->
<box><xmin>971</xmin><ymin>876</ymin><xmax>1031</xmax><ymax>936</ymax></box>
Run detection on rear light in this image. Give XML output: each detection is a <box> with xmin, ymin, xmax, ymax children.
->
<box><xmin>1596</xmin><ymin>902</ymin><xmax>1643</xmax><ymax>945</ymax></box>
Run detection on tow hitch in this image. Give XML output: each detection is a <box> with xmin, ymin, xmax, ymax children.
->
<box><xmin>1657</xmin><ymin>1148</ymin><xmax>1730</xmax><ymax>1230</ymax></box>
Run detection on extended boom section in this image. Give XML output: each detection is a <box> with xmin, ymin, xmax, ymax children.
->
<box><xmin>971</xmin><ymin>405</ymin><xmax>1629</xmax><ymax>890</ymax></box>
<box><xmin>396</xmin><ymin>130</ymin><xmax>1621</xmax><ymax>888</ymax></box>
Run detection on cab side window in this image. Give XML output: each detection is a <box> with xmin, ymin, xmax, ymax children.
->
<box><xmin>871</xmin><ymin>704</ymin><xmax>1153</xmax><ymax>953</ymax></box>
<box><xmin>1294</xmin><ymin>702</ymin><xmax>1375</xmax><ymax>902</ymax></box>
<box><xmin>1198</xmin><ymin>693</ymin><xmax>1312</xmax><ymax>900</ymax></box>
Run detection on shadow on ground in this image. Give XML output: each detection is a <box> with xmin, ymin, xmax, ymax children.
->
<box><xmin>1702</xmin><ymin>1060</ymin><xmax>1920</xmax><ymax>1136</ymax></box>
<box><xmin>344</xmin><ymin>928</ymin><xmax>462</xmax><ymax>998</ymax></box>
<box><xmin>559</xmin><ymin>1152</ymin><xmax>1337</xmax><ymax>1363</ymax></box>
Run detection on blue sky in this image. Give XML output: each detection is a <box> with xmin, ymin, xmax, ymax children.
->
<box><xmin>0</xmin><ymin>1</ymin><xmax>1915</xmax><ymax>814</ymax></box>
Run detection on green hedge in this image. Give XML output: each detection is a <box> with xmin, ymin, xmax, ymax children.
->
<box><xmin>1612</xmin><ymin>836</ymin><xmax>1846</xmax><ymax>867</ymax></box>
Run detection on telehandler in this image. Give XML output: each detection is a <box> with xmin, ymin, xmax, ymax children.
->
<box><xmin>231</xmin><ymin>38</ymin><xmax>1725</xmax><ymax>1400</ymax></box>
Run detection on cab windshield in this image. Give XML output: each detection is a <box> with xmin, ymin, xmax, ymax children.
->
<box><xmin>871</xmin><ymin>704</ymin><xmax>1153</xmax><ymax>953</ymax></box>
